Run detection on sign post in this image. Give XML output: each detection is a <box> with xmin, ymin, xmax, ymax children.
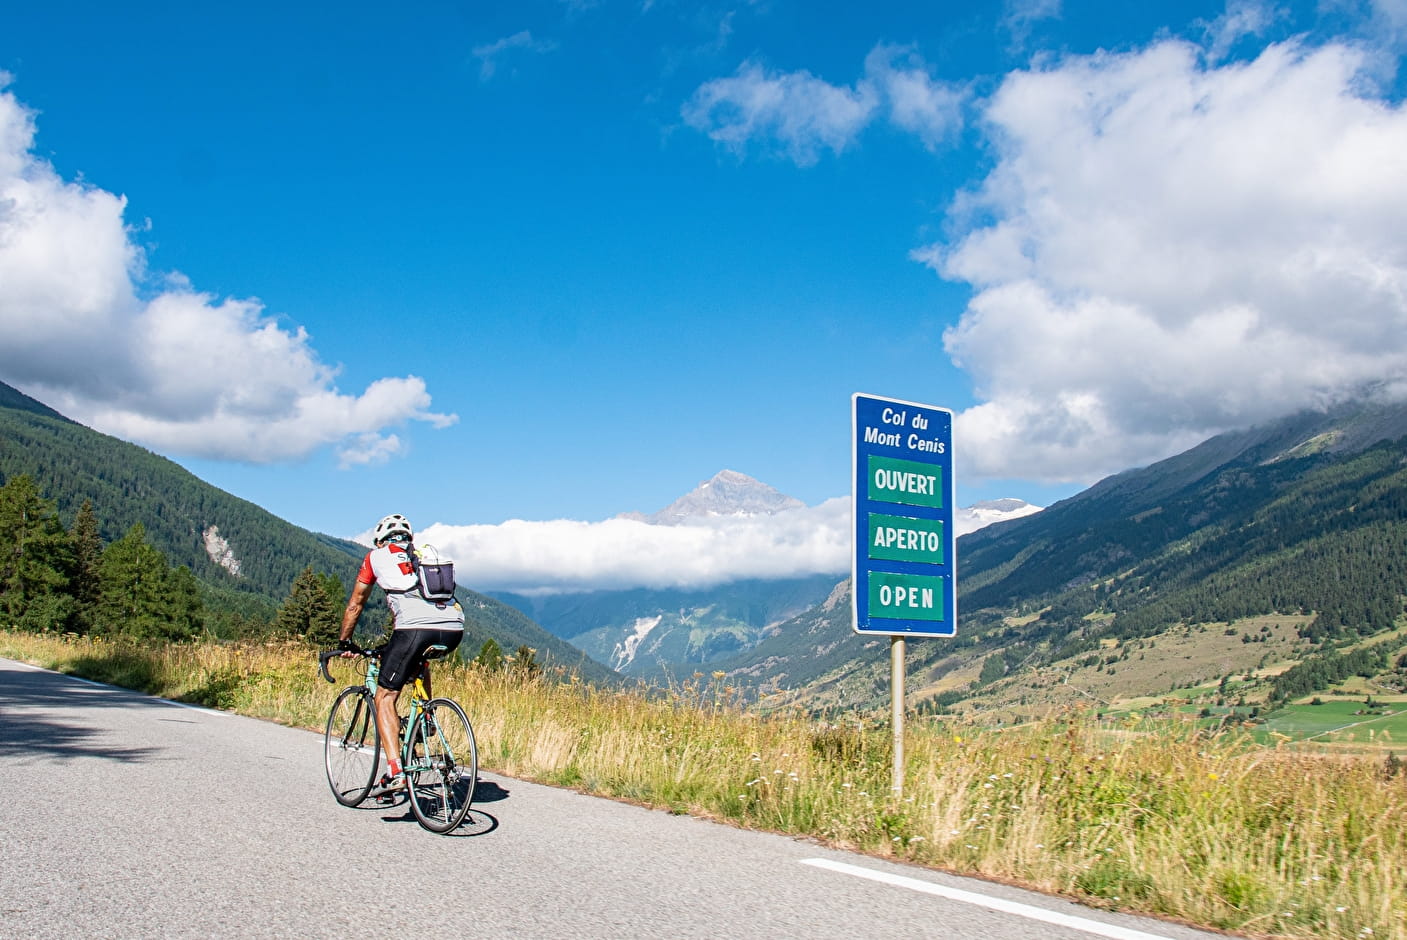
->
<box><xmin>852</xmin><ymin>393</ymin><xmax>956</xmax><ymax>795</ymax></box>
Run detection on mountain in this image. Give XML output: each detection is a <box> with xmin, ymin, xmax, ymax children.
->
<box><xmin>0</xmin><ymin>380</ymin><xmax>615</xmax><ymax>682</ymax></box>
<box><xmin>494</xmin><ymin>575</ymin><xmax>841</xmax><ymax>676</ymax></box>
<box><xmin>618</xmin><ymin>469</ymin><xmax>806</xmax><ymax>524</ymax></box>
<box><xmin>495</xmin><ymin>471</ymin><xmax>1041</xmax><ymax>677</ymax></box>
<box><xmin>716</xmin><ymin>401</ymin><xmax>1407</xmax><ymax>713</ymax></box>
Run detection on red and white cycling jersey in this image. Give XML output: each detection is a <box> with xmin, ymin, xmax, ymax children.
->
<box><xmin>357</xmin><ymin>542</ymin><xmax>465</xmax><ymax>631</ymax></box>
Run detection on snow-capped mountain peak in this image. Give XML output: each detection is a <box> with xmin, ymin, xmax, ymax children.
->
<box><xmin>623</xmin><ymin>469</ymin><xmax>806</xmax><ymax>525</ymax></box>
<box><xmin>954</xmin><ymin>498</ymin><xmax>1043</xmax><ymax>535</ymax></box>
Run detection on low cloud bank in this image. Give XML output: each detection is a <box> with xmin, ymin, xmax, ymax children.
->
<box><xmin>416</xmin><ymin>498</ymin><xmax>852</xmax><ymax>594</ymax></box>
<box><xmin>379</xmin><ymin>496</ymin><xmax>1027</xmax><ymax>595</ymax></box>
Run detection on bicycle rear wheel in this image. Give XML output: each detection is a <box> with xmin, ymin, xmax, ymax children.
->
<box><xmin>325</xmin><ymin>687</ymin><xmax>381</xmax><ymax>806</ymax></box>
<box><xmin>406</xmin><ymin>697</ymin><xmax>477</xmax><ymax>833</ymax></box>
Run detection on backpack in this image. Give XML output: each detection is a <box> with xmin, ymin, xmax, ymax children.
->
<box><xmin>410</xmin><ymin>543</ymin><xmax>457</xmax><ymax>603</ymax></box>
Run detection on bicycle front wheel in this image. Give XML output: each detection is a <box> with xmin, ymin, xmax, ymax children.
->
<box><xmin>324</xmin><ymin>686</ymin><xmax>381</xmax><ymax>807</ymax></box>
<box><xmin>406</xmin><ymin>697</ymin><xmax>477</xmax><ymax>833</ymax></box>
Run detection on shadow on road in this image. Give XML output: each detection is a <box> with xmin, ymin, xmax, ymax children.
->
<box><xmin>473</xmin><ymin>779</ymin><xmax>510</xmax><ymax>803</ymax></box>
<box><xmin>0</xmin><ymin>667</ymin><xmax>163</xmax><ymax>763</ymax></box>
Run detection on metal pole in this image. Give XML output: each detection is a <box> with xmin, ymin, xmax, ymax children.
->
<box><xmin>891</xmin><ymin>635</ymin><xmax>905</xmax><ymax>796</ymax></box>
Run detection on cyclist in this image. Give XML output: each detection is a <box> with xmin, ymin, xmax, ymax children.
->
<box><xmin>338</xmin><ymin>513</ymin><xmax>464</xmax><ymax>791</ymax></box>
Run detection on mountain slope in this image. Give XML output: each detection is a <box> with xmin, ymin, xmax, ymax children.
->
<box><xmin>0</xmin><ymin>380</ymin><xmax>614</xmax><ymax>681</ymax></box>
<box><xmin>720</xmin><ymin>402</ymin><xmax>1407</xmax><ymax>711</ymax></box>
<box><xmin>495</xmin><ymin>575</ymin><xmax>841</xmax><ymax>676</ymax></box>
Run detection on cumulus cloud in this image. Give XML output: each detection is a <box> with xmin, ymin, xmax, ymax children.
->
<box><xmin>0</xmin><ymin>78</ymin><xmax>455</xmax><ymax>464</ymax></box>
<box><xmin>406</xmin><ymin>498</ymin><xmax>854</xmax><ymax>594</ymax></box>
<box><xmin>682</xmin><ymin>45</ymin><xmax>964</xmax><ymax>165</ymax></box>
<box><xmin>920</xmin><ymin>39</ymin><xmax>1407</xmax><ymax>485</ymax></box>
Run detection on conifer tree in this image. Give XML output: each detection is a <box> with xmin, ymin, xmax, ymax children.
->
<box><xmin>274</xmin><ymin>565</ymin><xmax>341</xmax><ymax>645</ymax></box>
<box><xmin>69</xmin><ymin>499</ymin><xmax>103</xmax><ymax>633</ymax></box>
<box><xmin>0</xmin><ymin>474</ymin><xmax>75</xmax><ymax>631</ymax></box>
<box><xmin>474</xmin><ymin>637</ymin><xmax>504</xmax><ymax>671</ymax></box>
<box><xmin>97</xmin><ymin>523</ymin><xmax>193</xmax><ymax>640</ymax></box>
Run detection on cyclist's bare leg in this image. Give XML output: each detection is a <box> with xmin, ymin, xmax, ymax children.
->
<box><xmin>374</xmin><ymin>686</ymin><xmax>402</xmax><ymax>776</ymax></box>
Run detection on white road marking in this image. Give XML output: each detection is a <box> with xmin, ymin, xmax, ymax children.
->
<box><xmin>800</xmin><ymin>858</ymin><xmax>1179</xmax><ymax>940</ymax></box>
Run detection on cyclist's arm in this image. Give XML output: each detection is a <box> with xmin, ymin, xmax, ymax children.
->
<box><xmin>339</xmin><ymin>578</ymin><xmax>375</xmax><ymax>643</ymax></box>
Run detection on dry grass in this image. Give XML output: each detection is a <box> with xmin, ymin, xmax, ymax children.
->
<box><xmin>4</xmin><ymin>630</ymin><xmax>1403</xmax><ymax>939</ymax></box>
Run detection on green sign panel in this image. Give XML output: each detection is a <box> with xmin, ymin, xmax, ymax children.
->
<box><xmin>868</xmin><ymin>513</ymin><xmax>945</xmax><ymax>565</ymax></box>
<box><xmin>867</xmin><ymin>455</ymin><xmax>944</xmax><ymax>509</ymax></box>
<box><xmin>867</xmin><ymin>572</ymin><xmax>947</xmax><ymax>623</ymax></box>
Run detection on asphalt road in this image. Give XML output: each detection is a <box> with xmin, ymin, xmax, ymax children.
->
<box><xmin>0</xmin><ymin>658</ymin><xmax>1226</xmax><ymax>940</ymax></box>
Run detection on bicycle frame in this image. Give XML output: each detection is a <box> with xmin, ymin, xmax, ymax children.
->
<box><xmin>322</xmin><ymin>647</ymin><xmax>455</xmax><ymax>778</ymax></box>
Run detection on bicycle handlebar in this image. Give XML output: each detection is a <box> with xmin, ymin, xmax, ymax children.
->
<box><xmin>317</xmin><ymin>650</ymin><xmax>341</xmax><ymax>683</ymax></box>
<box><xmin>317</xmin><ymin>643</ymin><xmax>384</xmax><ymax>683</ymax></box>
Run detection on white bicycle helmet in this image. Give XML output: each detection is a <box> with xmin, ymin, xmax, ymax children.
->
<box><xmin>373</xmin><ymin>513</ymin><xmax>413</xmax><ymax>545</ymax></box>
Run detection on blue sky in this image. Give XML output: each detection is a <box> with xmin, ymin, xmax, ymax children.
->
<box><xmin>3</xmin><ymin>1</ymin><xmax>1406</xmax><ymax>591</ymax></box>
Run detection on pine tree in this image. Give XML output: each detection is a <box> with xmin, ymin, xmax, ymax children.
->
<box><xmin>69</xmin><ymin>499</ymin><xmax>103</xmax><ymax>633</ymax></box>
<box><xmin>162</xmin><ymin>565</ymin><xmax>205</xmax><ymax>641</ymax></box>
<box><xmin>0</xmin><ymin>474</ymin><xmax>75</xmax><ymax>631</ymax></box>
<box><xmin>274</xmin><ymin>566</ymin><xmax>341</xmax><ymax>645</ymax></box>
<box><xmin>96</xmin><ymin>523</ymin><xmax>187</xmax><ymax>639</ymax></box>
<box><xmin>474</xmin><ymin>637</ymin><xmax>504</xmax><ymax>671</ymax></box>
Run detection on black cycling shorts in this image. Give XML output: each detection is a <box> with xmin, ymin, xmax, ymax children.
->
<box><xmin>378</xmin><ymin>627</ymin><xmax>463</xmax><ymax>692</ymax></box>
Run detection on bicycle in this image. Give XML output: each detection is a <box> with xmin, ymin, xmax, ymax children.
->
<box><xmin>318</xmin><ymin>642</ymin><xmax>478</xmax><ymax>834</ymax></box>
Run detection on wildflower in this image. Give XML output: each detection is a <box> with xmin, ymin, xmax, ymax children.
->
<box><xmin>1208</xmin><ymin>772</ymin><xmax>1219</xmax><ymax>781</ymax></box>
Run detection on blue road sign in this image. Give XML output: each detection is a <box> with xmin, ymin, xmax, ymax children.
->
<box><xmin>852</xmin><ymin>393</ymin><xmax>956</xmax><ymax>637</ymax></box>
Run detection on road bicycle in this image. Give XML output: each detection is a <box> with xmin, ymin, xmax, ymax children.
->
<box><xmin>318</xmin><ymin>643</ymin><xmax>477</xmax><ymax>834</ymax></box>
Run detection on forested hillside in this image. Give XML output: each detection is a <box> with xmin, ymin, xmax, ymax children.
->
<box><xmin>0</xmin><ymin>381</ymin><xmax>617</xmax><ymax>682</ymax></box>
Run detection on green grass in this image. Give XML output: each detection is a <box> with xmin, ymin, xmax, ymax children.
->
<box><xmin>1258</xmin><ymin>699</ymin><xmax>1407</xmax><ymax>748</ymax></box>
<box><xmin>4</xmin><ymin>629</ymin><xmax>1405</xmax><ymax>940</ymax></box>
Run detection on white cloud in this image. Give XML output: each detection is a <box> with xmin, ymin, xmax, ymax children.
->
<box><xmin>0</xmin><ymin>78</ymin><xmax>455</xmax><ymax>464</ymax></box>
<box><xmin>865</xmin><ymin>46</ymin><xmax>966</xmax><ymax>150</ymax></box>
<box><xmin>1199</xmin><ymin>0</ymin><xmax>1285</xmax><ymax>63</ymax></box>
<box><xmin>472</xmin><ymin>31</ymin><xmax>557</xmax><ymax>81</ymax></box>
<box><xmin>391</xmin><ymin>492</ymin><xmax>1029</xmax><ymax>594</ymax></box>
<box><xmin>1003</xmin><ymin>0</ymin><xmax>1062</xmax><ymax>47</ymax></box>
<box><xmin>920</xmin><ymin>39</ymin><xmax>1407</xmax><ymax>485</ymax></box>
<box><xmin>682</xmin><ymin>46</ymin><xmax>963</xmax><ymax>165</ymax></box>
<box><xmin>682</xmin><ymin>61</ymin><xmax>879</xmax><ymax>166</ymax></box>
<box><xmin>413</xmin><ymin>498</ymin><xmax>853</xmax><ymax>594</ymax></box>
